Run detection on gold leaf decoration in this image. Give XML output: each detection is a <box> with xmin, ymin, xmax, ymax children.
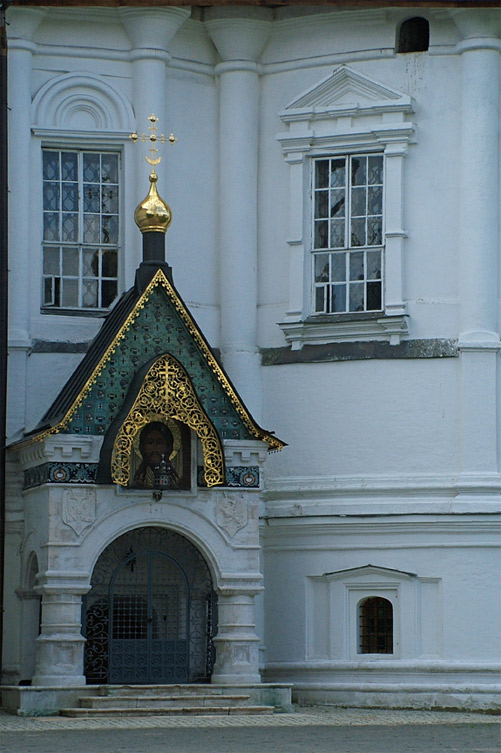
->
<box><xmin>111</xmin><ymin>353</ymin><xmax>224</xmax><ymax>488</ymax></box>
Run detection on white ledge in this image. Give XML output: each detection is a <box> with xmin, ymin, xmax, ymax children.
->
<box><xmin>265</xmin><ymin>659</ymin><xmax>501</xmax><ymax>673</ymax></box>
<box><xmin>264</xmin><ymin>471</ymin><xmax>501</xmax><ymax>497</ymax></box>
<box><xmin>17</xmin><ymin>435</ymin><xmax>104</xmax><ymax>469</ymax></box>
<box><xmin>279</xmin><ymin>314</ymin><xmax>409</xmax><ymax>349</ymax></box>
<box><xmin>32</xmin><ymin>127</ymin><xmax>132</xmax><ymax>141</ymax></box>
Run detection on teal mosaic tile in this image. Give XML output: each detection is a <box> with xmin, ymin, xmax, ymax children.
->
<box><xmin>63</xmin><ymin>286</ymin><xmax>253</xmax><ymax>442</ymax></box>
<box><xmin>24</xmin><ymin>463</ymin><xmax>99</xmax><ymax>489</ymax></box>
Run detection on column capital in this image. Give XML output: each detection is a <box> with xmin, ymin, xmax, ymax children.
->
<box><xmin>449</xmin><ymin>9</ymin><xmax>501</xmax><ymax>43</ymax></box>
<box><xmin>35</xmin><ymin>571</ymin><xmax>91</xmax><ymax>595</ymax></box>
<box><xmin>119</xmin><ymin>7</ymin><xmax>191</xmax><ymax>52</ymax></box>
<box><xmin>6</xmin><ymin>7</ymin><xmax>46</xmax><ymax>42</ymax></box>
<box><xmin>384</xmin><ymin>142</ymin><xmax>410</xmax><ymax>158</ymax></box>
<box><xmin>205</xmin><ymin>8</ymin><xmax>273</xmax><ymax>63</ymax></box>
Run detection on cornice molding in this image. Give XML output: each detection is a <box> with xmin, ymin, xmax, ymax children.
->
<box><xmin>264</xmin><ymin>471</ymin><xmax>501</xmax><ymax>497</ymax></box>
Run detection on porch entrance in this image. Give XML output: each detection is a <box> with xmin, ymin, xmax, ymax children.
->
<box><xmin>83</xmin><ymin>527</ymin><xmax>216</xmax><ymax>684</ymax></box>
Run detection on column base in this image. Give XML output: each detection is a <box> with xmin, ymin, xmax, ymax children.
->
<box><xmin>31</xmin><ymin>674</ymin><xmax>87</xmax><ymax>688</ymax></box>
<box><xmin>33</xmin><ymin>635</ymin><xmax>86</xmax><ymax>688</ymax></box>
<box><xmin>212</xmin><ymin>672</ymin><xmax>262</xmax><ymax>685</ymax></box>
<box><xmin>212</xmin><ymin>634</ymin><xmax>261</xmax><ymax>685</ymax></box>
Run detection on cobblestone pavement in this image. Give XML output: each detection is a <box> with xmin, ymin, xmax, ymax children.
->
<box><xmin>0</xmin><ymin>708</ymin><xmax>499</xmax><ymax>753</ymax></box>
<box><xmin>0</xmin><ymin>706</ymin><xmax>499</xmax><ymax>730</ymax></box>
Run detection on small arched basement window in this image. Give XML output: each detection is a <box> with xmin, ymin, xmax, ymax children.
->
<box><xmin>397</xmin><ymin>17</ymin><xmax>430</xmax><ymax>53</ymax></box>
<box><xmin>358</xmin><ymin>596</ymin><xmax>393</xmax><ymax>653</ymax></box>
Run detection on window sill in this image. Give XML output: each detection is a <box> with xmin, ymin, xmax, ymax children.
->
<box><xmin>41</xmin><ymin>307</ymin><xmax>109</xmax><ymax>318</ymax></box>
<box><xmin>279</xmin><ymin>312</ymin><xmax>409</xmax><ymax>350</ymax></box>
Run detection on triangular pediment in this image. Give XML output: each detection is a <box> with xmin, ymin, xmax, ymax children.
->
<box><xmin>322</xmin><ymin>564</ymin><xmax>417</xmax><ymax>580</ymax></box>
<box><xmin>281</xmin><ymin>65</ymin><xmax>412</xmax><ymax>121</ymax></box>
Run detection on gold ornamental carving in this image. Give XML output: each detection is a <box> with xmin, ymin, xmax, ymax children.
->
<box><xmin>111</xmin><ymin>353</ymin><xmax>224</xmax><ymax>488</ymax></box>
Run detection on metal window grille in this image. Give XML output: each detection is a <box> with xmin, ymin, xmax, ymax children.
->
<box><xmin>42</xmin><ymin>149</ymin><xmax>119</xmax><ymax>311</ymax></box>
<box><xmin>359</xmin><ymin>596</ymin><xmax>393</xmax><ymax>653</ymax></box>
<box><xmin>312</xmin><ymin>154</ymin><xmax>384</xmax><ymax>315</ymax></box>
<box><xmin>83</xmin><ymin>527</ymin><xmax>216</xmax><ymax>685</ymax></box>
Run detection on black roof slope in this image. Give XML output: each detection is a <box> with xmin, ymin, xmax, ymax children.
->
<box><xmin>14</xmin><ymin>1</ymin><xmax>501</xmax><ymax>8</ymax></box>
<box><xmin>25</xmin><ymin>264</ymin><xmax>164</xmax><ymax>436</ymax></box>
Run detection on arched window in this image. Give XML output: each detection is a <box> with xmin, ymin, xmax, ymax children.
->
<box><xmin>26</xmin><ymin>553</ymin><xmax>42</xmax><ymax>637</ymax></box>
<box><xmin>359</xmin><ymin>596</ymin><xmax>393</xmax><ymax>653</ymax></box>
<box><xmin>397</xmin><ymin>18</ymin><xmax>430</xmax><ymax>53</ymax></box>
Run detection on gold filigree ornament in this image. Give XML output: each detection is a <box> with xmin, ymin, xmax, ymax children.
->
<box><xmin>112</xmin><ymin>354</ymin><xmax>225</xmax><ymax>488</ymax></box>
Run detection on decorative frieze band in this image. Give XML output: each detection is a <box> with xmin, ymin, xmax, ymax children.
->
<box><xmin>24</xmin><ymin>463</ymin><xmax>98</xmax><ymax>489</ymax></box>
<box><xmin>24</xmin><ymin>462</ymin><xmax>260</xmax><ymax>490</ymax></box>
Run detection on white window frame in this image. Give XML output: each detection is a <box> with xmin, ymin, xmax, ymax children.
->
<box><xmin>311</xmin><ymin>153</ymin><xmax>385</xmax><ymax>316</ymax></box>
<box><xmin>306</xmin><ymin>565</ymin><xmax>442</xmax><ymax>662</ymax></box>
<box><xmin>350</xmin><ymin>587</ymin><xmax>398</xmax><ymax>659</ymax></box>
<box><xmin>41</xmin><ymin>146</ymin><xmax>121</xmax><ymax>313</ymax></box>
<box><xmin>277</xmin><ymin>65</ymin><xmax>415</xmax><ymax>349</ymax></box>
<box><xmin>31</xmin><ymin>131</ymin><xmax>135</xmax><ymax>332</ymax></box>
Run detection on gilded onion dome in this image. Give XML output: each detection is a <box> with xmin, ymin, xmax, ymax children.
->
<box><xmin>134</xmin><ymin>170</ymin><xmax>172</xmax><ymax>234</ymax></box>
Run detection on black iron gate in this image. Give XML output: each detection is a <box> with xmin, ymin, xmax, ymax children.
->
<box><xmin>83</xmin><ymin>527</ymin><xmax>216</xmax><ymax>684</ymax></box>
<box><xmin>109</xmin><ymin>550</ymin><xmax>190</xmax><ymax>683</ymax></box>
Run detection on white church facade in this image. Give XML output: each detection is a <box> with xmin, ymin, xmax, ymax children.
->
<box><xmin>1</xmin><ymin>2</ymin><xmax>500</xmax><ymax>714</ymax></box>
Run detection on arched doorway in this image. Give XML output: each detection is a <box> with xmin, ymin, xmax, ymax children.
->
<box><xmin>83</xmin><ymin>527</ymin><xmax>217</xmax><ymax>684</ymax></box>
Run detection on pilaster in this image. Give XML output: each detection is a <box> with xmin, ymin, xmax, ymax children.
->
<box><xmin>383</xmin><ymin>142</ymin><xmax>408</xmax><ymax>322</ymax></box>
<box><xmin>119</xmin><ymin>8</ymin><xmax>190</xmax><ymax>188</ymax></box>
<box><xmin>205</xmin><ymin>10</ymin><xmax>272</xmax><ymax>422</ymax></box>
<box><xmin>450</xmin><ymin>10</ymin><xmax>501</xmax><ymax>483</ymax></box>
<box><xmin>6</xmin><ymin>8</ymin><xmax>45</xmax><ymax>437</ymax></box>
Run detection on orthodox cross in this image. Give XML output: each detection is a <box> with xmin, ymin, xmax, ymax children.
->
<box><xmin>130</xmin><ymin>114</ymin><xmax>177</xmax><ymax>167</ymax></box>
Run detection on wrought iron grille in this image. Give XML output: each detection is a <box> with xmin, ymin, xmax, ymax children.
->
<box><xmin>358</xmin><ymin>596</ymin><xmax>393</xmax><ymax>653</ymax></box>
<box><xmin>83</xmin><ymin>527</ymin><xmax>216</xmax><ymax>684</ymax></box>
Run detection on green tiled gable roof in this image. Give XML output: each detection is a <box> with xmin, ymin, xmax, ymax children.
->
<box><xmin>65</xmin><ymin>284</ymin><xmax>253</xmax><ymax>441</ymax></box>
<box><xmin>22</xmin><ymin>264</ymin><xmax>284</xmax><ymax>452</ymax></box>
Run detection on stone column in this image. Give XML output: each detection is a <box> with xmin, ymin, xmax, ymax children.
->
<box><xmin>1</xmin><ymin>457</ymin><xmax>25</xmax><ymax>684</ymax></box>
<box><xmin>6</xmin><ymin>8</ymin><xmax>45</xmax><ymax>437</ymax></box>
<box><xmin>119</xmin><ymin>7</ymin><xmax>190</xmax><ymax>274</ymax></box>
<box><xmin>32</xmin><ymin>572</ymin><xmax>89</xmax><ymax>687</ymax></box>
<box><xmin>205</xmin><ymin>10</ymin><xmax>272</xmax><ymax>422</ymax></box>
<box><xmin>451</xmin><ymin>11</ymin><xmax>501</xmax><ymax>482</ymax></box>
<box><xmin>212</xmin><ymin>589</ymin><xmax>262</xmax><ymax>685</ymax></box>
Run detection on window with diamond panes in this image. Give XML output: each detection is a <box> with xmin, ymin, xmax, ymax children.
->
<box><xmin>313</xmin><ymin>154</ymin><xmax>383</xmax><ymax>315</ymax></box>
<box><xmin>42</xmin><ymin>150</ymin><xmax>119</xmax><ymax>310</ymax></box>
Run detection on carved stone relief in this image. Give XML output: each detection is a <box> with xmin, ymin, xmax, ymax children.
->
<box><xmin>62</xmin><ymin>488</ymin><xmax>96</xmax><ymax>536</ymax></box>
<box><xmin>215</xmin><ymin>492</ymin><xmax>248</xmax><ymax>537</ymax></box>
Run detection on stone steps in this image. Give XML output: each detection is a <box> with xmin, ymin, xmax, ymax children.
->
<box><xmin>79</xmin><ymin>693</ymin><xmax>253</xmax><ymax>709</ymax></box>
<box><xmin>1</xmin><ymin>682</ymin><xmax>293</xmax><ymax>716</ymax></box>
<box><xmin>60</xmin><ymin>705</ymin><xmax>275</xmax><ymax>717</ymax></box>
<box><xmin>59</xmin><ymin>685</ymin><xmax>278</xmax><ymax>717</ymax></box>
<box><xmin>98</xmin><ymin>684</ymin><xmax>250</xmax><ymax>697</ymax></box>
